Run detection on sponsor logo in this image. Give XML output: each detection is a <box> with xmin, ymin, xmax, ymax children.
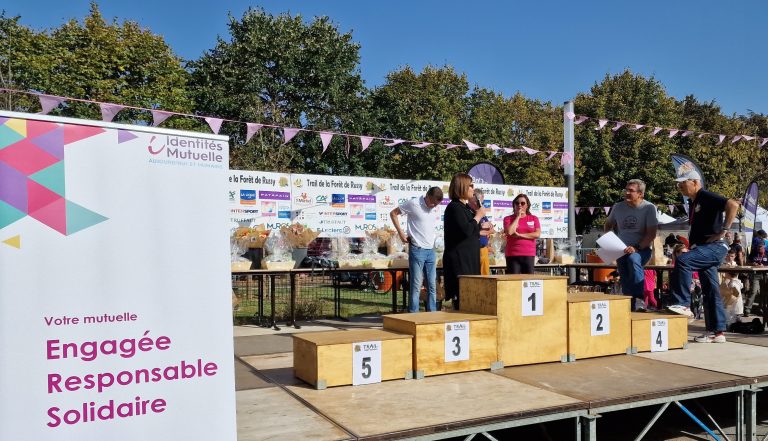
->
<box><xmin>320</xmin><ymin>219</ymin><xmax>346</xmax><ymax>225</ymax></box>
<box><xmin>379</xmin><ymin>195</ymin><xmax>395</xmax><ymax>207</ymax></box>
<box><xmin>365</xmin><ymin>212</ymin><xmax>377</xmax><ymax>220</ymax></box>
<box><xmin>294</xmin><ymin>192</ymin><xmax>312</xmax><ymax>205</ymax></box>
<box><xmin>316</xmin><ymin>195</ymin><xmax>328</xmax><ymax>204</ymax></box>
<box><xmin>332</xmin><ymin>194</ymin><xmax>346</xmax><ymax>208</ymax></box>
<box><xmin>261</xmin><ymin>201</ymin><xmax>276</xmax><ymax>216</ymax></box>
<box><xmin>259</xmin><ymin>191</ymin><xmax>290</xmax><ymax>201</ymax></box>
<box><xmin>228</xmin><ymin>191</ymin><xmax>236</xmax><ymax>202</ymax></box>
<box><xmin>354</xmin><ymin>224</ymin><xmax>378</xmax><ymax>231</ymax></box>
<box><xmin>542</xmin><ymin>201</ymin><xmax>552</xmax><ymax>214</ymax></box>
<box><xmin>232</xmin><ymin>208</ymin><xmax>259</xmax><ymax>214</ymax></box>
<box><xmin>266</xmin><ymin>222</ymin><xmax>291</xmax><ymax>230</ymax></box>
<box><xmin>147</xmin><ymin>135</ymin><xmax>225</xmax><ymax>165</ymax></box>
<box><xmin>240</xmin><ymin>190</ymin><xmax>256</xmax><ymax>205</ymax></box>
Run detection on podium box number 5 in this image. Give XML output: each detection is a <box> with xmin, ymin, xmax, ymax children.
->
<box><xmin>293</xmin><ymin>329</ymin><xmax>413</xmax><ymax>389</ymax></box>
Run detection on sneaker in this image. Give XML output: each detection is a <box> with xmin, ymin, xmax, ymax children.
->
<box><xmin>694</xmin><ymin>333</ymin><xmax>726</xmax><ymax>343</ymax></box>
<box><xmin>634</xmin><ymin>298</ymin><xmax>647</xmax><ymax>312</ymax></box>
<box><xmin>666</xmin><ymin>305</ymin><xmax>694</xmax><ymax>318</ymax></box>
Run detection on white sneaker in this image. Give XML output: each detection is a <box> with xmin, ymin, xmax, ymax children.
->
<box><xmin>634</xmin><ymin>298</ymin><xmax>647</xmax><ymax>312</ymax></box>
<box><xmin>666</xmin><ymin>305</ymin><xmax>694</xmax><ymax>318</ymax></box>
<box><xmin>694</xmin><ymin>333</ymin><xmax>726</xmax><ymax>343</ymax></box>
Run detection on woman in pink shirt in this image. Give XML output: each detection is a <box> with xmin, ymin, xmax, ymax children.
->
<box><xmin>503</xmin><ymin>194</ymin><xmax>541</xmax><ymax>274</ymax></box>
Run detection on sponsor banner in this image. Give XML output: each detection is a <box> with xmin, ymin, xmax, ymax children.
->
<box><xmin>0</xmin><ymin>111</ymin><xmax>235</xmax><ymax>440</ymax></box>
<box><xmin>227</xmin><ymin>171</ymin><xmax>291</xmax><ymax>230</ymax></box>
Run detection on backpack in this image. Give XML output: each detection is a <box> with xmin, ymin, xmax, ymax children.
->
<box><xmin>728</xmin><ymin>317</ymin><xmax>765</xmax><ymax>334</ymax></box>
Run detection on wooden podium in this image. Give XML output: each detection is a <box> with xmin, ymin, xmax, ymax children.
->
<box><xmin>631</xmin><ymin>312</ymin><xmax>688</xmax><ymax>353</ymax></box>
<box><xmin>293</xmin><ymin>329</ymin><xmax>413</xmax><ymax>389</ymax></box>
<box><xmin>459</xmin><ymin>275</ymin><xmax>569</xmax><ymax>365</ymax></box>
<box><xmin>567</xmin><ymin>293</ymin><xmax>632</xmax><ymax>360</ymax></box>
<box><xmin>383</xmin><ymin>311</ymin><xmax>499</xmax><ymax>377</ymax></box>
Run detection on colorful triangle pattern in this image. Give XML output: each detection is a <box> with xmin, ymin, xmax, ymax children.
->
<box><xmin>0</xmin><ymin>118</ymin><xmax>107</xmax><ymax>235</ymax></box>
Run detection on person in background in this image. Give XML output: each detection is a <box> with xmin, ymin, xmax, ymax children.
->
<box><xmin>473</xmin><ymin>188</ymin><xmax>493</xmax><ymax>275</ymax></box>
<box><xmin>745</xmin><ymin>242</ymin><xmax>768</xmax><ymax>316</ymax></box>
<box><xmin>643</xmin><ymin>269</ymin><xmax>658</xmax><ymax>311</ymax></box>
<box><xmin>730</xmin><ymin>234</ymin><xmax>745</xmax><ymax>266</ymax></box>
<box><xmin>604</xmin><ymin>179</ymin><xmax>658</xmax><ymax>312</ymax></box>
<box><xmin>503</xmin><ymin>194</ymin><xmax>541</xmax><ymax>274</ymax></box>
<box><xmin>389</xmin><ymin>186</ymin><xmax>443</xmax><ymax>312</ymax></box>
<box><xmin>666</xmin><ymin>169</ymin><xmax>739</xmax><ymax>343</ymax></box>
<box><xmin>443</xmin><ymin>173</ymin><xmax>490</xmax><ymax>309</ymax></box>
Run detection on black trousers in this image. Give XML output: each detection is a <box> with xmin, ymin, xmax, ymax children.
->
<box><xmin>505</xmin><ymin>255</ymin><xmax>535</xmax><ymax>274</ymax></box>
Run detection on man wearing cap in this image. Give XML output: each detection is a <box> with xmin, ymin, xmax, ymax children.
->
<box><xmin>604</xmin><ymin>179</ymin><xmax>658</xmax><ymax>311</ymax></box>
<box><xmin>390</xmin><ymin>187</ymin><xmax>443</xmax><ymax>312</ymax></box>
<box><xmin>667</xmin><ymin>168</ymin><xmax>740</xmax><ymax>343</ymax></box>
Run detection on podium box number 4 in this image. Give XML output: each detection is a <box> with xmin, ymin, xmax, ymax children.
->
<box><xmin>383</xmin><ymin>311</ymin><xmax>499</xmax><ymax>377</ymax></box>
<box><xmin>631</xmin><ymin>313</ymin><xmax>688</xmax><ymax>353</ymax></box>
<box><xmin>567</xmin><ymin>293</ymin><xmax>632</xmax><ymax>360</ymax></box>
<box><xmin>460</xmin><ymin>275</ymin><xmax>568</xmax><ymax>365</ymax></box>
<box><xmin>293</xmin><ymin>329</ymin><xmax>413</xmax><ymax>389</ymax></box>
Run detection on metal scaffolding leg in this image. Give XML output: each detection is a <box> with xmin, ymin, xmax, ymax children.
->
<box><xmin>634</xmin><ymin>402</ymin><xmax>671</xmax><ymax>441</ymax></box>
<box><xmin>674</xmin><ymin>401</ymin><xmax>722</xmax><ymax>441</ymax></box>
<box><xmin>746</xmin><ymin>388</ymin><xmax>759</xmax><ymax>441</ymax></box>
<box><xmin>579</xmin><ymin>415</ymin><xmax>598</xmax><ymax>441</ymax></box>
<box><xmin>463</xmin><ymin>432</ymin><xmax>499</xmax><ymax>441</ymax></box>
<box><xmin>693</xmin><ymin>400</ymin><xmax>730</xmax><ymax>441</ymax></box>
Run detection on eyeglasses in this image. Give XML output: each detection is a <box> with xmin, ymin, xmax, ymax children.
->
<box><xmin>514</xmin><ymin>201</ymin><xmax>527</xmax><ymax>206</ymax></box>
<box><xmin>625</xmin><ymin>188</ymin><xmax>639</xmax><ymax>193</ymax></box>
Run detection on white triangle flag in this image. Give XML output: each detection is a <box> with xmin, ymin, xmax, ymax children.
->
<box><xmin>603</xmin><ymin>207</ymin><xmax>610</xmax><ymax>215</ymax></box>
<box><xmin>574</xmin><ymin>116</ymin><xmax>589</xmax><ymax>125</ymax></box>
<box><xmin>631</xmin><ymin>124</ymin><xmax>644</xmax><ymax>131</ymax></box>
<box><xmin>463</xmin><ymin>139</ymin><xmax>481</xmax><ymax>151</ymax></box>
<box><xmin>731</xmin><ymin>135</ymin><xmax>741</xmax><ymax>144</ymax></box>
<box><xmin>668</xmin><ymin>129</ymin><xmax>679</xmax><ymax>138</ymax></box>
<box><xmin>588</xmin><ymin>207</ymin><xmax>595</xmax><ymax>215</ymax></box>
<box><xmin>668</xmin><ymin>204</ymin><xmax>675</xmax><ymax>214</ymax></box>
<box><xmin>652</xmin><ymin>127</ymin><xmax>662</xmax><ymax>136</ymax></box>
<box><xmin>359</xmin><ymin>136</ymin><xmax>374</xmax><ymax>151</ymax></box>
<box><xmin>595</xmin><ymin>119</ymin><xmax>608</xmax><ymax>130</ymax></box>
<box><xmin>717</xmin><ymin>135</ymin><xmax>725</xmax><ymax>145</ymax></box>
<box><xmin>760</xmin><ymin>138</ymin><xmax>768</xmax><ymax>148</ymax></box>
<box><xmin>522</xmin><ymin>146</ymin><xmax>539</xmax><ymax>155</ymax></box>
<box><xmin>385</xmin><ymin>139</ymin><xmax>405</xmax><ymax>147</ymax></box>
<box><xmin>611</xmin><ymin>122</ymin><xmax>624</xmax><ymax>131</ymax></box>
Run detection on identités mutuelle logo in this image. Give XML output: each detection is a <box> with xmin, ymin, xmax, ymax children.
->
<box><xmin>147</xmin><ymin>135</ymin><xmax>226</xmax><ymax>169</ymax></box>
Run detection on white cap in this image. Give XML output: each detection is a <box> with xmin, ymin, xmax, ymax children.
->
<box><xmin>674</xmin><ymin>169</ymin><xmax>701</xmax><ymax>182</ymax></box>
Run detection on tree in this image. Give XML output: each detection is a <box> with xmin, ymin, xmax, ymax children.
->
<box><xmin>190</xmin><ymin>8</ymin><xmax>368</xmax><ymax>173</ymax></box>
<box><xmin>0</xmin><ymin>4</ymin><xmax>193</xmax><ymax>126</ymax></box>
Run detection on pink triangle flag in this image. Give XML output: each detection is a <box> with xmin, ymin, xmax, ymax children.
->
<box><xmin>503</xmin><ymin>148</ymin><xmax>516</xmax><ymax>153</ymax></box>
<box><xmin>668</xmin><ymin>204</ymin><xmax>675</xmax><ymax>214</ymax></box>
<box><xmin>522</xmin><ymin>146</ymin><xmax>539</xmax><ymax>155</ymax></box>
<box><xmin>603</xmin><ymin>207</ymin><xmax>610</xmax><ymax>215</ymax></box>
<box><xmin>320</xmin><ymin>132</ymin><xmax>334</xmax><ymax>153</ymax></box>
<box><xmin>742</xmin><ymin>135</ymin><xmax>755</xmax><ymax>141</ymax></box>
<box><xmin>560</xmin><ymin>152</ymin><xmax>574</xmax><ymax>167</ymax></box>
<box><xmin>486</xmin><ymin>143</ymin><xmax>501</xmax><ymax>150</ymax></box>
<box><xmin>574</xmin><ymin>116</ymin><xmax>589</xmax><ymax>125</ymax></box>
<box><xmin>385</xmin><ymin>139</ymin><xmax>405</xmax><ymax>147</ymax></box>
<box><xmin>652</xmin><ymin>127</ymin><xmax>662</xmax><ymax>136</ymax></box>
<box><xmin>205</xmin><ymin>117</ymin><xmax>224</xmax><ymax>134</ymax></box>
<box><xmin>588</xmin><ymin>207</ymin><xmax>595</xmax><ymax>215</ymax></box>
<box><xmin>730</xmin><ymin>135</ymin><xmax>741</xmax><ymax>144</ymax></box>
<box><xmin>595</xmin><ymin>119</ymin><xmax>608</xmax><ymax>130</ymax></box>
<box><xmin>151</xmin><ymin>110</ymin><xmax>172</xmax><ymax>127</ymax></box>
<box><xmin>463</xmin><ymin>139</ymin><xmax>482</xmax><ymax>151</ymax></box>
<box><xmin>412</xmin><ymin>142</ymin><xmax>432</xmax><ymax>148</ymax></box>
<box><xmin>359</xmin><ymin>136</ymin><xmax>374</xmax><ymax>151</ymax></box>
<box><xmin>760</xmin><ymin>138</ymin><xmax>768</xmax><ymax>148</ymax></box>
<box><xmin>283</xmin><ymin>128</ymin><xmax>301</xmax><ymax>144</ymax></box>
<box><xmin>245</xmin><ymin>123</ymin><xmax>263</xmax><ymax>143</ymax></box>
<box><xmin>631</xmin><ymin>124</ymin><xmax>644</xmax><ymax>131</ymax></box>
<box><xmin>564</xmin><ymin>111</ymin><xmax>576</xmax><ymax>120</ymax></box>
<box><xmin>39</xmin><ymin>95</ymin><xmax>65</xmax><ymax>114</ymax></box>
<box><xmin>546</xmin><ymin>151</ymin><xmax>558</xmax><ymax>160</ymax></box>
<box><xmin>697</xmin><ymin>133</ymin><xmax>707</xmax><ymax>138</ymax></box>
<box><xmin>445</xmin><ymin>144</ymin><xmax>460</xmax><ymax>149</ymax></box>
<box><xmin>99</xmin><ymin>103</ymin><xmax>124</xmax><ymax>122</ymax></box>
<box><xmin>682</xmin><ymin>130</ymin><xmax>693</xmax><ymax>137</ymax></box>
<box><xmin>611</xmin><ymin>122</ymin><xmax>624</xmax><ymax>131</ymax></box>
<box><xmin>717</xmin><ymin>135</ymin><xmax>725</xmax><ymax>145</ymax></box>
<box><xmin>668</xmin><ymin>129</ymin><xmax>679</xmax><ymax>138</ymax></box>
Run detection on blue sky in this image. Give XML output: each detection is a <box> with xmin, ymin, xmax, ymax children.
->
<box><xmin>7</xmin><ymin>1</ymin><xmax>766</xmax><ymax>116</ymax></box>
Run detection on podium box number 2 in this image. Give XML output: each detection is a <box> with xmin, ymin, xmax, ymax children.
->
<box><xmin>460</xmin><ymin>275</ymin><xmax>568</xmax><ymax>365</ymax></box>
<box><xmin>383</xmin><ymin>311</ymin><xmax>498</xmax><ymax>377</ymax></box>
<box><xmin>293</xmin><ymin>329</ymin><xmax>413</xmax><ymax>389</ymax></box>
<box><xmin>567</xmin><ymin>293</ymin><xmax>632</xmax><ymax>360</ymax></box>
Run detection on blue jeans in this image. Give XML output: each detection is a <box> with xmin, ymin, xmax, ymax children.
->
<box><xmin>616</xmin><ymin>248</ymin><xmax>652</xmax><ymax>305</ymax></box>
<box><xmin>408</xmin><ymin>245</ymin><xmax>437</xmax><ymax>312</ymax></box>
<box><xmin>670</xmin><ymin>241</ymin><xmax>728</xmax><ymax>332</ymax></box>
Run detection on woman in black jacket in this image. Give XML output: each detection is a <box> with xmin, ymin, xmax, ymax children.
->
<box><xmin>443</xmin><ymin>173</ymin><xmax>489</xmax><ymax>309</ymax></box>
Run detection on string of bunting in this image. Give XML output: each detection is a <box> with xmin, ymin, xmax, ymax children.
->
<box><xmin>565</xmin><ymin>112</ymin><xmax>768</xmax><ymax>147</ymax></box>
<box><xmin>0</xmin><ymin>88</ymin><xmax>573</xmax><ymax>167</ymax></box>
<box><xmin>574</xmin><ymin>204</ymin><xmax>687</xmax><ymax>216</ymax></box>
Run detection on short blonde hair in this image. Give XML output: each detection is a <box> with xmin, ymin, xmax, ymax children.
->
<box><xmin>449</xmin><ymin>173</ymin><xmax>473</xmax><ymax>201</ymax></box>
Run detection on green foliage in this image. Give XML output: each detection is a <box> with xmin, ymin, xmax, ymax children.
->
<box><xmin>189</xmin><ymin>8</ymin><xmax>367</xmax><ymax>173</ymax></box>
<box><xmin>0</xmin><ymin>4</ymin><xmax>193</xmax><ymax>127</ymax></box>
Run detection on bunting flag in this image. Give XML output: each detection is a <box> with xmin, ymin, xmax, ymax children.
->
<box><xmin>463</xmin><ymin>139</ymin><xmax>482</xmax><ymax>151</ymax></box>
<box><xmin>652</xmin><ymin>127</ymin><xmax>662</xmax><ymax>136</ymax></box>
<box><xmin>245</xmin><ymin>123</ymin><xmax>263</xmax><ymax>143</ymax></box>
<box><xmin>697</xmin><ymin>133</ymin><xmax>706</xmax><ymax>138</ymax></box>
<box><xmin>717</xmin><ymin>135</ymin><xmax>726</xmax><ymax>145</ymax></box>
<box><xmin>682</xmin><ymin>130</ymin><xmax>694</xmax><ymax>137</ymax></box>
<box><xmin>603</xmin><ymin>207</ymin><xmax>610</xmax><ymax>215</ymax></box>
<box><xmin>575</xmin><ymin>207</ymin><xmax>582</xmax><ymax>214</ymax></box>
<box><xmin>760</xmin><ymin>138</ymin><xmax>768</xmax><ymax>148</ymax></box>
<box><xmin>560</xmin><ymin>152</ymin><xmax>574</xmax><ymax>167</ymax></box>
<box><xmin>504</xmin><ymin>148</ymin><xmax>521</xmax><ymax>153</ymax></box>
<box><xmin>283</xmin><ymin>128</ymin><xmax>300</xmax><ymax>144</ymax></box>
<box><xmin>564</xmin><ymin>111</ymin><xmax>576</xmax><ymax>120</ymax></box>
<box><xmin>99</xmin><ymin>103</ymin><xmax>124</xmax><ymax>122</ymax></box>
<box><xmin>412</xmin><ymin>142</ymin><xmax>432</xmax><ymax>148</ymax></box>
<box><xmin>319</xmin><ymin>132</ymin><xmax>334</xmax><ymax>153</ymax></box>
<box><xmin>731</xmin><ymin>135</ymin><xmax>742</xmax><ymax>144</ymax></box>
<box><xmin>631</xmin><ymin>124</ymin><xmax>644</xmax><ymax>131</ymax></box>
<box><xmin>359</xmin><ymin>136</ymin><xmax>374</xmax><ymax>151</ymax></box>
<box><xmin>204</xmin><ymin>117</ymin><xmax>224</xmax><ymax>134</ymax></box>
<box><xmin>486</xmin><ymin>143</ymin><xmax>501</xmax><ymax>151</ymax></box>
<box><xmin>668</xmin><ymin>129</ymin><xmax>679</xmax><ymax>138</ymax></box>
<box><xmin>668</xmin><ymin>204</ymin><xmax>675</xmax><ymax>214</ymax></box>
<box><xmin>151</xmin><ymin>110</ymin><xmax>172</xmax><ymax>127</ymax></box>
<box><xmin>38</xmin><ymin>95</ymin><xmax>65</xmax><ymax>115</ymax></box>
<box><xmin>445</xmin><ymin>144</ymin><xmax>460</xmax><ymax>149</ymax></box>
<box><xmin>546</xmin><ymin>151</ymin><xmax>558</xmax><ymax>160</ymax></box>
<box><xmin>385</xmin><ymin>139</ymin><xmax>405</xmax><ymax>147</ymax></box>
<box><xmin>742</xmin><ymin>135</ymin><xmax>755</xmax><ymax>141</ymax></box>
<box><xmin>522</xmin><ymin>146</ymin><xmax>539</xmax><ymax>155</ymax></box>
<box><xmin>595</xmin><ymin>119</ymin><xmax>608</xmax><ymax>130</ymax></box>
<box><xmin>588</xmin><ymin>207</ymin><xmax>595</xmax><ymax>215</ymax></box>
<box><xmin>574</xmin><ymin>116</ymin><xmax>588</xmax><ymax>125</ymax></box>
<box><xmin>611</xmin><ymin>122</ymin><xmax>624</xmax><ymax>131</ymax></box>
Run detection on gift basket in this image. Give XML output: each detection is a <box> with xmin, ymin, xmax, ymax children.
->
<box><xmin>489</xmin><ymin>233</ymin><xmax>506</xmax><ymax>266</ymax></box>
<box><xmin>230</xmin><ymin>231</ymin><xmax>252</xmax><ymax>271</ymax></box>
<box><xmin>233</xmin><ymin>225</ymin><xmax>270</xmax><ymax>248</ymax></box>
<box><xmin>388</xmin><ymin>233</ymin><xmax>409</xmax><ymax>268</ymax></box>
<box><xmin>261</xmin><ymin>230</ymin><xmax>295</xmax><ymax>270</ymax></box>
<box><xmin>280</xmin><ymin>223</ymin><xmax>320</xmax><ymax>268</ymax></box>
<box><xmin>361</xmin><ymin>230</ymin><xmax>391</xmax><ymax>268</ymax></box>
<box><xmin>333</xmin><ymin>237</ymin><xmax>369</xmax><ymax>268</ymax></box>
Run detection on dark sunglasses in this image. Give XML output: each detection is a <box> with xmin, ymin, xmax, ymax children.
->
<box><xmin>514</xmin><ymin>201</ymin><xmax>527</xmax><ymax>206</ymax></box>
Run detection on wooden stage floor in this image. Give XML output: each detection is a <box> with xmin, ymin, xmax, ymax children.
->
<box><xmin>234</xmin><ymin>325</ymin><xmax>768</xmax><ymax>440</ymax></box>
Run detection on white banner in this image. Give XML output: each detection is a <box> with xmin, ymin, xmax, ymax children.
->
<box><xmin>227</xmin><ymin>170</ymin><xmax>292</xmax><ymax>231</ymax></box>
<box><xmin>0</xmin><ymin>112</ymin><xmax>235</xmax><ymax>440</ymax></box>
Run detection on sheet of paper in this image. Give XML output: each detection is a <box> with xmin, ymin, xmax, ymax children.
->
<box><xmin>595</xmin><ymin>231</ymin><xmax>627</xmax><ymax>264</ymax></box>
